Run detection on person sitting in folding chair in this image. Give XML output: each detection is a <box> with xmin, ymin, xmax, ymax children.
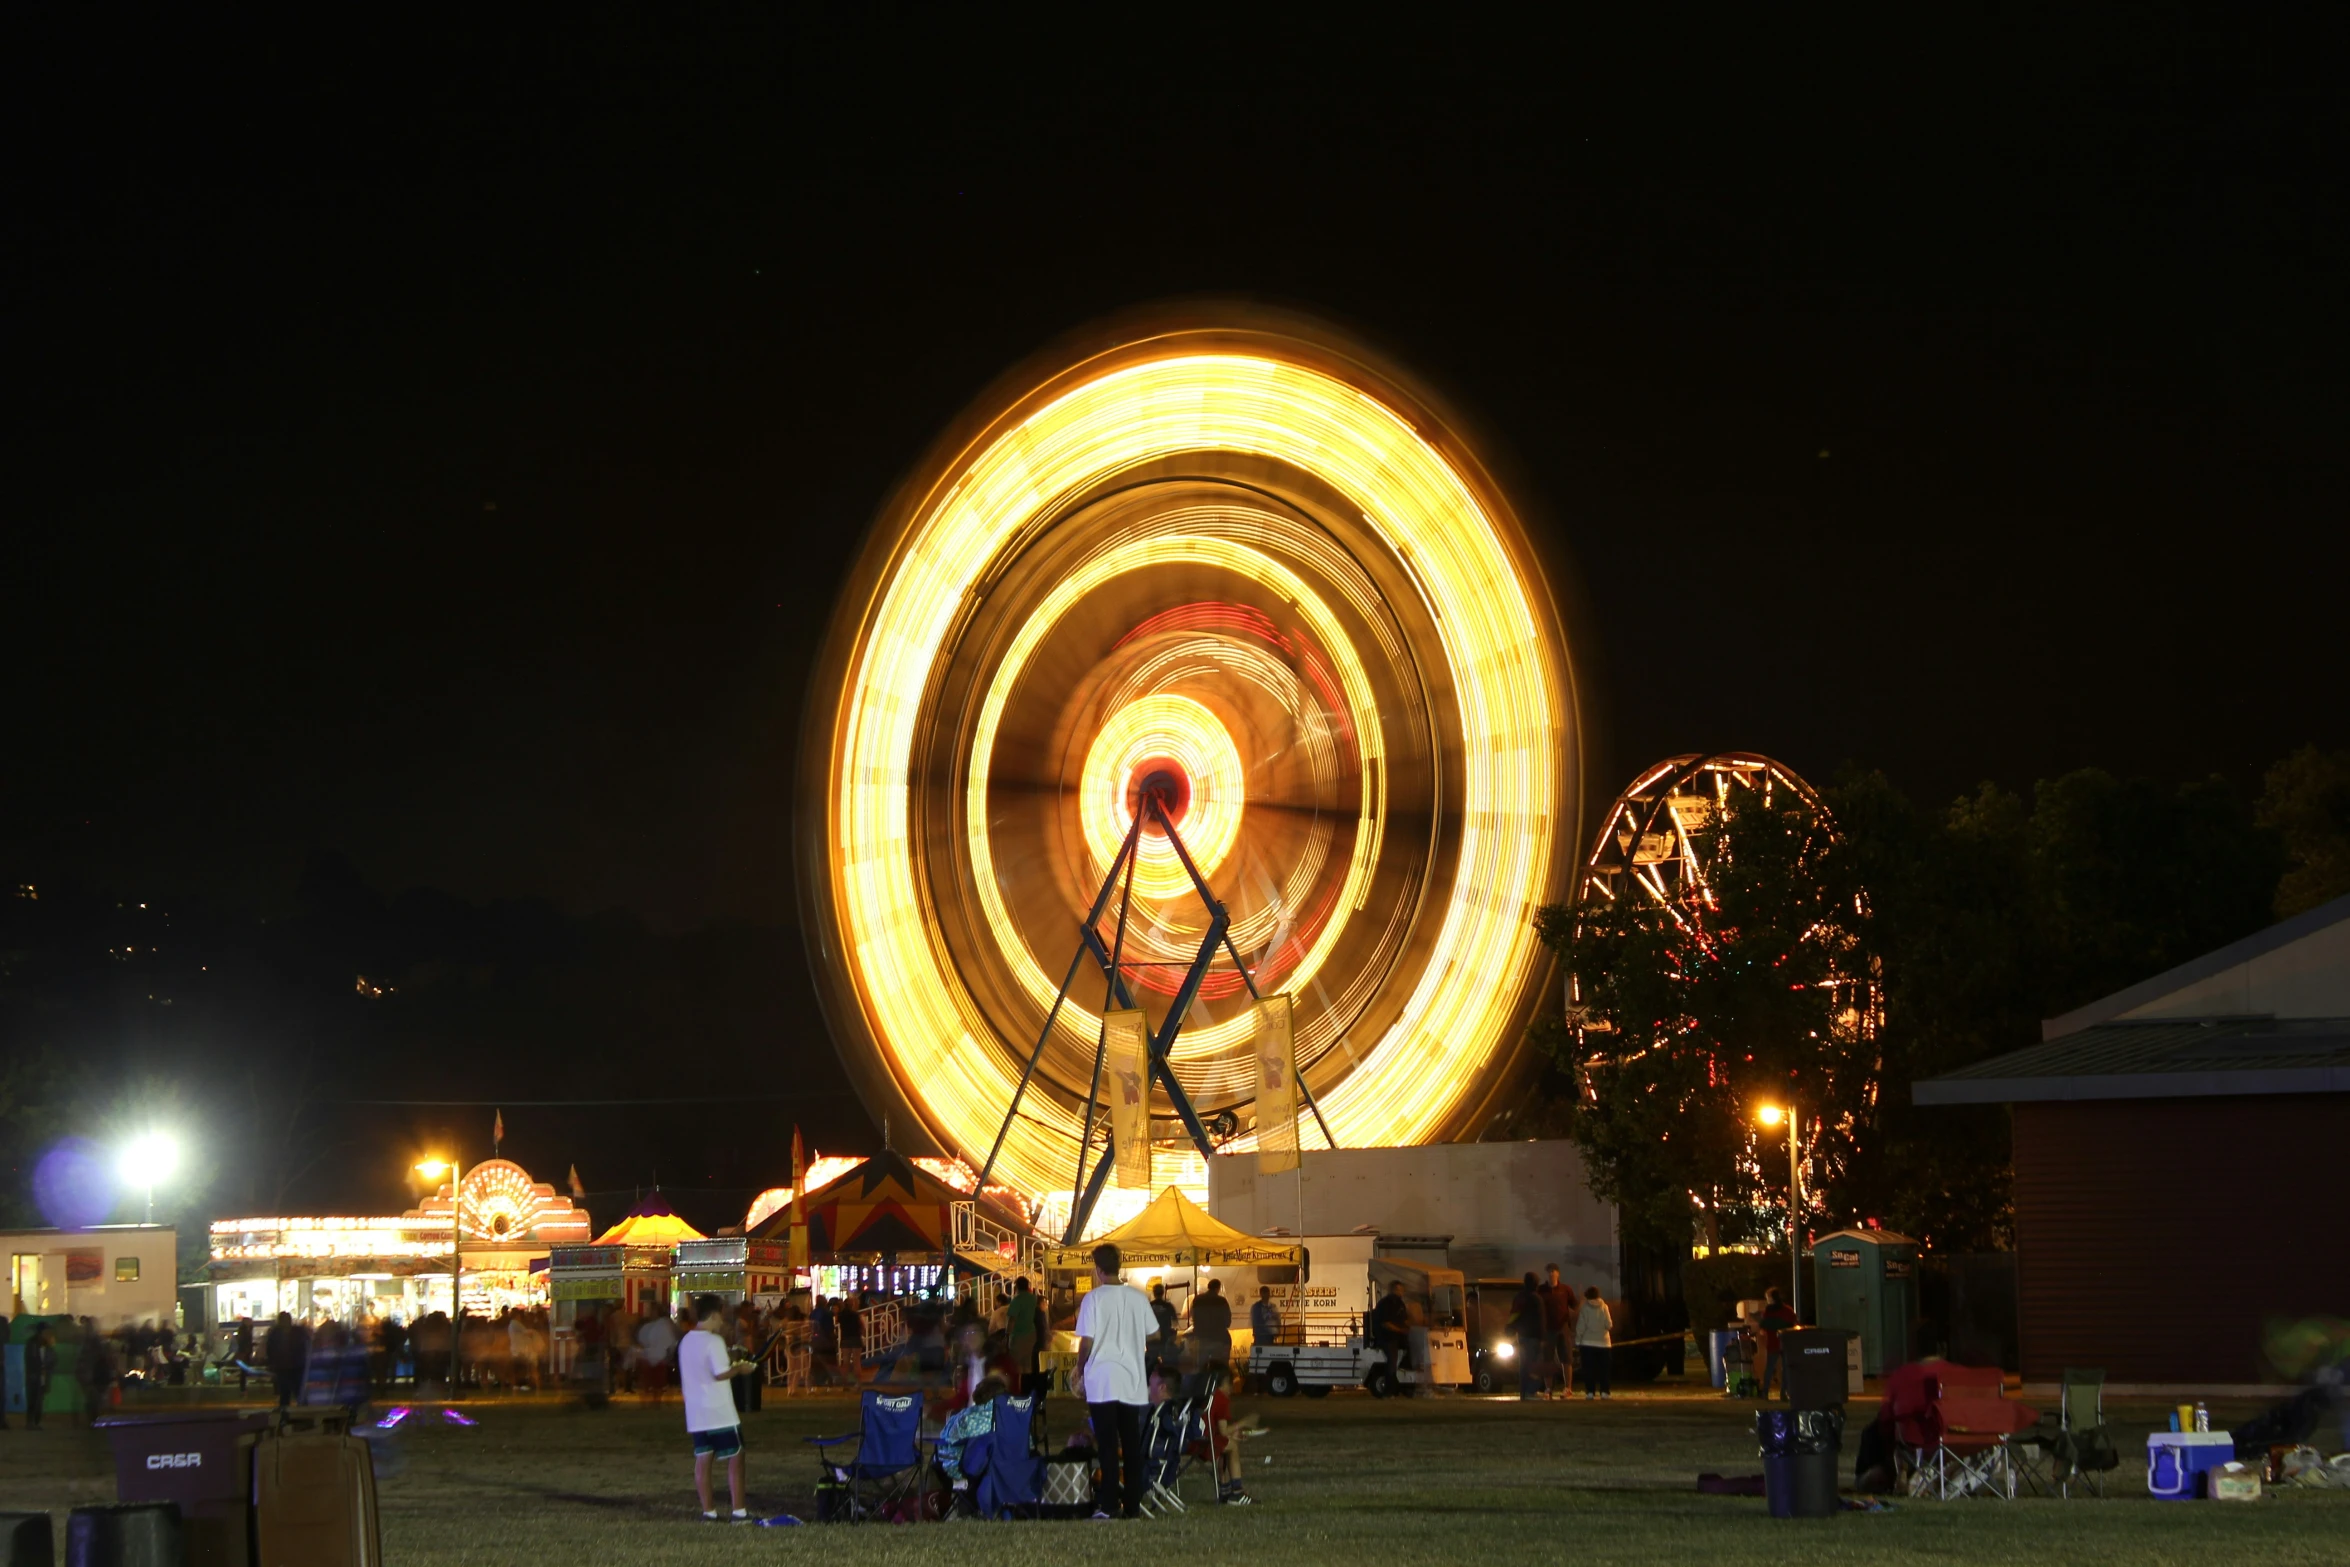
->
<box><xmin>935</xmin><ymin>1374</ymin><xmax>1009</xmax><ymax>1515</ymax></box>
<box><xmin>806</xmin><ymin>1386</ymin><xmax>927</xmax><ymax>1522</ymax></box>
<box><xmin>963</xmin><ymin>1386</ymin><xmax>1046</xmax><ymax>1519</ymax></box>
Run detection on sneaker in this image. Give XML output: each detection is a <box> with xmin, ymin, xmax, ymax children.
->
<box><xmin>1091</xmin><ymin>1511</ymin><xmax>1114</xmax><ymax>1521</ymax></box>
<box><xmin>700</xmin><ymin>1511</ymin><xmax>721</xmax><ymax>1522</ymax></box>
<box><xmin>1223</xmin><ymin>1491</ymin><xmax>1255</xmax><ymax>1505</ymax></box>
<box><xmin>730</xmin><ymin>1510</ymin><xmax>752</xmax><ymax>1523</ymax></box>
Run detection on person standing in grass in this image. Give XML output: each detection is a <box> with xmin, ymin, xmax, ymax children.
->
<box><xmin>1508</xmin><ymin>1275</ymin><xmax>1544</xmax><ymax>1401</ymax></box>
<box><xmin>1575</xmin><ymin>1286</ymin><xmax>1614</xmax><ymax>1400</ymax></box>
<box><xmin>1006</xmin><ymin>1277</ymin><xmax>1042</xmax><ymax>1395</ymax></box>
<box><xmin>1537</xmin><ymin>1265</ymin><xmax>1577</xmax><ymax>1399</ymax></box>
<box><xmin>1073</xmin><ymin>1243</ymin><xmax>1153</xmax><ymax>1520</ymax></box>
<box><xmin>1756</xmin><ymin>1287</ymin><xmax>1798</xmax><ymax>1401</ymax></box>
<box><xmin>679</xmin><ymin>1294</ymin><xmax>759</xmax><ymax>1522</ymax></box>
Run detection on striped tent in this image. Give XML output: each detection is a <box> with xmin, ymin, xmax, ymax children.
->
<box><xmin>751</xmin><ymin>1148</ymin><xmax>953</xmax><ymax>1260</ymax></box>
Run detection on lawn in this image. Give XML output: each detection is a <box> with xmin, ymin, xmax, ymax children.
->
<box><xmin>2</xmin><ymin>1384</ymin><xmax>2341</xmax><ymax>1565</ymax></box>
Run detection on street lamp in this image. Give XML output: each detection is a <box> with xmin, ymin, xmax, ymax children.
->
<box><xmin>119</xmin><ymin>1133</ymin><xmax>180</xmax><ymax>1224</ymax></box>
<box><xmin>1755</xmin><ymin>1104</ymin><xmax>1801</xmax><ymax>1319</ymax></box>
<box><xmin>415</xmin><ymin>1157</ymin><xmax>462</xmax><ymax>1392</ymax></box>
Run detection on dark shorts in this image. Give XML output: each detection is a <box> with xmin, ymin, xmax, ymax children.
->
<box><xmin>690</xmin><ymin>1426</ymin><xmax>743</xmax><ymax>1460</ymax></box>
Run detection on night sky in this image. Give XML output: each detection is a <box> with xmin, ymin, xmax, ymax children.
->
<box><xmin>8</xmin><ymin>13</ymin><xmax>2345</xmax><ymax>1212</ymax></box>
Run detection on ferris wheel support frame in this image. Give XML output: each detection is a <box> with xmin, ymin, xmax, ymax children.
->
<box><xmin>970</xmin><ymin>784</ymin><xmax>1339</xmax><ymax>1244</ymax></box>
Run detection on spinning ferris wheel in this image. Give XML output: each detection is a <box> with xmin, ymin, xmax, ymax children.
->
<box><xmin>796</xmin><ymin>309</ymin><xmax>1585</xmax><ymax>1217</ymax></box>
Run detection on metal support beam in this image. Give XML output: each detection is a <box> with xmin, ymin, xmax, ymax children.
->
<box><xmin>975</xmin><ymin>813</ymin><xmax>1143</xmax><ymax>1196</ymax></box>
<box><xmin>1064</xmin><ymin>1126</ymin><xmax>1121</xmax><ymax>1246</ymax></box>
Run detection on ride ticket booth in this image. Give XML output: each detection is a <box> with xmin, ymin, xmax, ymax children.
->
<box><xmin>1812</xmin><ymin>1227</ymin><xmax>1918</xmax><ymax>1377</ymax></box>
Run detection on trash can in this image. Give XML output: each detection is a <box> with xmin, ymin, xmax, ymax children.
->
<box><xmin>1756</xmin><ymin>1407</ymin><xmax>1843</xmax><ymax>1518</ymax></box>
<box><xmin>1708</xmin><ymin>1329</ymin><xmax>1740</xmax><ymax>1390</ymax></box>
<box><xmin>1781</xmin><ymin>1328</ymin><xmax>1856</xmax><ymax>1412</ymax></box>
<box><xmin>2</xmin><ymin>1512</ymin><xmax>56</xmax><ymax>1567</ymax></box>
<box><xmin>95</xmin><ymin>1412</ymin><xmax>271</xmax><ymax>1567</ymax></box>
<box><xmin>66</xmin><ymin>1503</ymin><xmax>183</xmax><ymax>1567</ymax></box>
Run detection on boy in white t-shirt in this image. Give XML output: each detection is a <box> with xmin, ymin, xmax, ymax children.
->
<box><xmin>679</xmin><ymin>1293</ymin><xmax>759</xmax><ymax>1521</ymax></box>
<box><xmin>1072</xmin><ymin>1242</ymin><xmax>1155</xmax><ymax>1519</ymax></box>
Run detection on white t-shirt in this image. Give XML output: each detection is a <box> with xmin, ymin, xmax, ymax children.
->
<box><xmin>1074</xmin><ymin>1280</ymin><xmax>1153</xmax><ymax>1406</ymax></box>
<box><xmin>678</xmin><ymin>1327</ymin><xmax>739</xmax><ymax>1434</ymax></box>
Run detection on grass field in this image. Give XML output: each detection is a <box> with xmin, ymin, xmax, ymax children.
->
<box><xmin>3</xmin><ymin>1384</ymin><xmax>2341</xmax><ymax>1565</ymax></box>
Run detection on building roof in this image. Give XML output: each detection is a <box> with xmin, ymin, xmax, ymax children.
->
<box><xmin>2039</xmin><ymin>891</ymin><xmax>2350</xmax><ymax>1040</ymax></box>
<box><xmin>1913</xmin><ymin>1015</ymin><xmax>2350</xmax><ymax>1105</ymax></box>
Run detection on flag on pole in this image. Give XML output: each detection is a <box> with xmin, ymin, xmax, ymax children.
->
<box><xmin>788</xmin><ymin>1125</ymin><xmax>809</xmax><ymax>1271</ymax></box>
<box><xmin>1105</xmin><ymin>1008</ymin><xmax>1153</xmax><ymax>1188</ymax></box>
<box><xmin>493</xmin><ymin>1108</ymin><xmax>505</xmax><ymax>1154</ymax></box>
<box><xmin>1255</xmin><ymin>994</ymin><xmax>1299</xmax><ymax>1174</ymax></box>
<box><xmin>567</xmin><ymin>1164</ymin><xmax>585</xmax><ymax>1201</ymax></box>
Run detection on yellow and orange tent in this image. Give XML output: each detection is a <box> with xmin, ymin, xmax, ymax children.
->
<box><xmin>593</xmin><ymin>1191</ymin><xmax>706</xmax><ymax>1247</ymax></box>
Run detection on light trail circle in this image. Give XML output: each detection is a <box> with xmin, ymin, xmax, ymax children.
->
<box><xmin>798</xmin><ymin>310</ymin><xmax>1585</xmax><ymax>1203</ymax></box>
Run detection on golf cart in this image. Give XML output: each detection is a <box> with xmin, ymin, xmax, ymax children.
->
<box><xmin>1249</xmin><ymin>1257</ymin><xmax>1471</xmax><ymax>1397</ymax></box>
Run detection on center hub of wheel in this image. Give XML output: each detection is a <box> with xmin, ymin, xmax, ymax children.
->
<box><xmin>1127</xmin><ymin>758</ymin><xmax>1192</xmax><ymax>833</ymax></box>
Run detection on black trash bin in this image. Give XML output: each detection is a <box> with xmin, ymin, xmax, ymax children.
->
<box><xmin>94</xmin><ymin>1412</ymin><xmax>271</xmax><ymax>1567</ymax></box>
<box><xmin>1780</xmin><ymin>1328</ymin><xmax>1855</xmax><ymax>1411</ymax></box>
<box><xmin>66</xmin><ymin>1503</ymin><xmax>182</xmax><ymax>1567</ymax></box>
<box><xmin>1</xmin><ymin>1511</ymin><xmax>56</xmax><ymax>1567</ymax></box>
<box><xmin>1756</xmin><ymin>1407</ymin><xmax>1843</xmax><ymax>1518</ymax></box>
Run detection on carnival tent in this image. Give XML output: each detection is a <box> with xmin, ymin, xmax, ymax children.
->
<box><xmin>1043</xmin><ymin>1187</ymin><xmax>1305</xmax><ymax>1272</ymax></box>
<box><xmin>750</xmin><ymin>1148</ymin><xmax>961</xmax><ymax>1260</ymax></box>
<box><xmin>593</xmin><ymin>1191</ymin><xmax>706</xmax><ymax>1247</ymax></box>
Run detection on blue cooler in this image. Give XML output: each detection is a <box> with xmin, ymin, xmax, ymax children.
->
<box><xmin>2147</xmin><ymin>1432</ymin><xmax>2234</xmax><ymax>1499</ymax></box>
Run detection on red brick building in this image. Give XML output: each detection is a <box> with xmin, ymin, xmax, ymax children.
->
<box><xmin>1916</xmin><ymin>894</ymin><xmax>2350</xmax><ymax>1388</ymax></box>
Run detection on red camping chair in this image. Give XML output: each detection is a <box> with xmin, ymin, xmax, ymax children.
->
<box><xmin>1912</xmin><ymin>1366</ymin><xmax>2037</xmax><ymax>1501</ymax></box>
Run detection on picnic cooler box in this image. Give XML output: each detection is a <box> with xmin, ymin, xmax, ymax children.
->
<box><xmin>2147</xmin><ymin>1432</ymin><xmax>2235</xmax><ymax>1501</ymax></box>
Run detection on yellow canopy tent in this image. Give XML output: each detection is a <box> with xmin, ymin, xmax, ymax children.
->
<box><xmin>1043</xmin><ymin>1187</ymin><xmax>1305</xmax><ymax>1272</ymax></box>
<box><xmin>593</xmin><ymin>1192</ymin><xmax>707</xmax><ymax>1247</ymax></box>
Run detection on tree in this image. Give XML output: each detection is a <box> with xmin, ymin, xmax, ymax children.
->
<box><xmin>2259</xmin><ymin>745</ymin><xmax>2350</xmax><ymax>918</ymax></box>
<box><xmin>1536</xmin><ymin>762</ymin><xmax>2286</xmax><ymax>1257</ymax></box>
<box><xmin>1538</xmin><ymin>783</ymin><xmax>1876</xmax><ymax>1253</ymax></box>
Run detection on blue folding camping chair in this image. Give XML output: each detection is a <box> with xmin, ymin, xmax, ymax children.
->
<box><xmin>807</xmin><ymin>1388</ymin><xmax>927</xmax><ymax>1521</ymax></box>
<box><xmin>966</xmin><ymin>1393</ymin><xmax>1045</xmax><ymax>1520</ymax></box>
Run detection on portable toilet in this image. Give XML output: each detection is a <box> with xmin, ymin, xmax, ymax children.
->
<box><xmin>1811</xmin><ymin>1227</ymin><xmax>1918</xmax><ymax>1377</ymax></box>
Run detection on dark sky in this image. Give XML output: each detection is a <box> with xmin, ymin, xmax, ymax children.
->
<box><xmin>10</xmin><ymin>9</ymin><xmax>2345</xmax><ymax>933</ymax></box>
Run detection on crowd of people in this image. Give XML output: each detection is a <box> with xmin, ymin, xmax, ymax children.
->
<box><xmin>0</xmin><ymin>1310</ymin><xmax>217</xmax><ymax>1425</ymax></box>
<box><xmin>1502</xmin><ymin>1265</ymin><xmax>1615</xmax><ymax>1401</ymax></box>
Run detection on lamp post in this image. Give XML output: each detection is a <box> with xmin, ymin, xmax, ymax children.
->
<box><xmin>415</xmin><ymin>1157</ymin><xmax>462</xmax><ymax>1391</ymax></box>
<box><xmin>1755</xmin><ymin>1104</ymin><xmax>1801</xmax><ymax>1319</ymax></box>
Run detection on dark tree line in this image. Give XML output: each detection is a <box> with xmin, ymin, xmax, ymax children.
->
<box><xmin>1523</xmin><ymin>748</ymin><xmax>2349</xmax><ymax>1255</ymax></box>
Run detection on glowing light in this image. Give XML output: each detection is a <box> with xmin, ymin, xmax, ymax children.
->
<box><xmin>119</xmin><ymin>1133</ymin><xmax>179</xmax><ymax>1188</ymax></box>
<box><xmin>1755</xmin><ymin>1104</ymin><xmax>1785</xmax><ymax>1128</ymax></box>
<box><xmin>820</xmin><ymin>338</ymin><xmax>1572</xmax><ymax>1198</ymax></box>
<box><xmin>1079</xmin><ymin>695</ymin><xmax>1247</xmax><ymax>898</ymax></box>
<box><xmin>1494</xmin><ymin>1341</ymin><xmax>1516</xmax><ymax>1361</ymax></box>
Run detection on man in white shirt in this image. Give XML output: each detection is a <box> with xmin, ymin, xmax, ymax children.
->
<box><xmin>1072</xmin><ymin>1242</ymin><xmax>1154</xmax><ymax>1520</ymax></box>
<box><xmin>679</xmin><ymin>1293</ymin><xmax>757</xmax><ymax>1522</ymax></box>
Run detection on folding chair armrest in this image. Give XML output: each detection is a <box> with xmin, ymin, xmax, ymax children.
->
<box><xmin>805</xmin><ymin>1432</ymin><xmax>857</xmax><ymax>1448</ymax></box>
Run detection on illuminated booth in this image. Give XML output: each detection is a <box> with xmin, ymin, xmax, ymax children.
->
<box><xmin>206</xmin><ymin>1159</ymin><xmax>592</xmax><ymax>1327</ymax></box>
<box><xmin>546</xmin><ymin>1193</ymin><xmax>704</xmax><ymax>1326</ymax></box>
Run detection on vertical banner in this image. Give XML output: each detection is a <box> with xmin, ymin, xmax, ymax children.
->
<box><xmin>1256</xmin><ymin>994</ymin><xmax>1299</xmax><ymax>1174</ymax></box>
<box><xmin>788</xmin><ymin>1125</ymin><xmax>809</xmax><ymax>1271</ymax></box>
<box><xmin>1105</xmin><ymin>1008</ymin><xmax>1154</xmax><ymax>1188</ymax></box>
